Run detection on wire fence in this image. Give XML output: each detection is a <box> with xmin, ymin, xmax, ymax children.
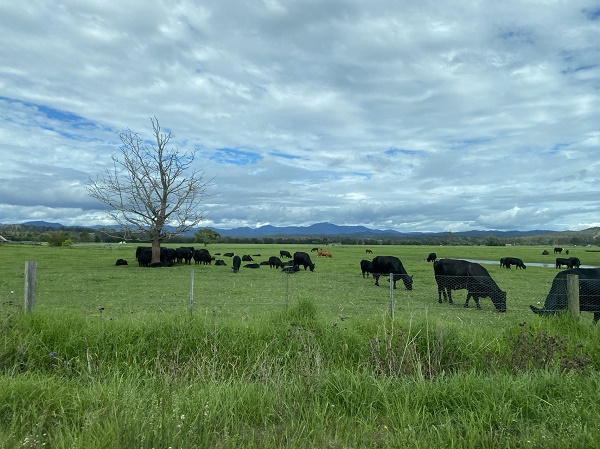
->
<box><xmin>5</xmin><ymin>260</ymin><xmax>598</xmax><ymax>324</ymax></box>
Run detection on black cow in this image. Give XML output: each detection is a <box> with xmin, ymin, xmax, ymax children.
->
<box><xmin>242</xmin><ymin>255</ymin><xmax>254</xmax><ymax>262</ymax></box>
<box><xmin>530</xmin><ymin>268</ymin><xmax>600</xmax><ymax>323</ymax></box>
<box><xmin>502</xmin><ymin>257</ymin><xmax>526</xmax><ymax>269</ymax></box>
<box><xmin>311</xmin><ymin>248</ymin><xmax>319</xmax><ymax>252</ymax></box>
<box><xmin>542</xmin><ymin>250</ymin><xmax>549</xmax><ymax>255</ymax></box>
<box><xmin>427</xmin><ymin>253</ymin><xmax>437</xmax><ymax>262</ymax></box>
<box><xmin>223</xmin><ymin>252</ymin><xmax>235</xmax><ymax>257</ymax></box>
<box><xmin>360</xmin><ymin>259</ymin><xmax>373</xmax><ymax>278</ymax></box>
<box><xmin>115</xmin><ymin>259</ymin><xmax>128</xmax><ymax>266</ymax></box>
<box><xmin>268</xmin><ymin>256</ymin><xmax>283</xmax><ymax>269</ymax></box>
<box><xmin>136</xmin><ymin>248</ymin><xmax>152</xmax><ymax>267</ymax></box>
<box><xmin>193</xmin><ymin>249</ymin><xmax>212</xmax><ymax>265</ymax></box>
<box><xmin>556</xmin><ymin>257</ymin><xmax>573</xmax><ymax>269</ymax></box>
<box><xmin>176</xmin><ymin>247</ymin><xmax>194</xmax><ymax>264</ymax></box>
<box><xmin>232</xmin><ymin>255</ymin><xmax>241</xmax><ymax>273</ymax></box>
<box><xmin>282</xmin><ymin>265</ymin><xmax>300</xmax><ymax>274</ymax></box>
<box><xmin>280</xmin><ymin>250</ymin><xmax>292</xmax><ymax>259</ymax></box>
<box><xmin>215</xmin><ymin>259</ymin><xmax>227</xmax><ymax>266</ymax></box>
<box><xmin>244</xmin><ymin>263</ymin><xmax>260</xmax><ymax>269</ymax></box>
<box><xmin>554</xmin><ymin>247</ymin><xmax>563</xmax><ymax>254</ymax></box>
<box><xmin>293</xmin><ymin>252</ymin><xmax>315</xmax><ymax>271</ymax></box>
<box><xmin>433</xmin><ymin>259</ymin><xmax>506</xmax><ymax>312</ymax></box>
<box><xmin>371</xmin><ymin>256</ymin><xmax>413</xmax><ymax>290</ymax></box>
<box><xmin>569</xmin><ymin>257</ymin><xmax>581</xmax><ymax>268</ymax></box>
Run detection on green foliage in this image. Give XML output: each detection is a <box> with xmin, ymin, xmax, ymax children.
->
<box><xmin>194</xmin><ymin>227</ymin><xmax>221</xmax><ymax>245</ymax></box>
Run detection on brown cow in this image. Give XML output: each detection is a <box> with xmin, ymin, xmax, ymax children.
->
<box><xmin>365</xmin><ymin>249</ymin><xmax>373</xmax><ymax>254</ymax></box>
<box><xmin>317</xmin><ymin>249</ymin><xmax>332</xmax><ymax>258</ymax></box>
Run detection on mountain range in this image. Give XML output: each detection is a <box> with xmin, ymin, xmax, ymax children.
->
<box><xmin>15</xmin><ymin>221</ymin><xmax>555</xmax><ymax>239</ymax></box>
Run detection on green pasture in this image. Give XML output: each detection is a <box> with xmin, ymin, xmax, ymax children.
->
<box><xmin>1</xmin><ymin>243</ymin><xmax>600</xmax><ymax>448</ymax></box>
<box><xmin>2</xmin><ymin>242</ymin><xmax>600</xmax><ymax>325</ymax></box>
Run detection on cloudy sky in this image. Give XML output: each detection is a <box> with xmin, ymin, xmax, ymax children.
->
<box><xmin>1</xmin><ymin>0</ymin><xmax>599</xmax><ymax>233</ymax></box>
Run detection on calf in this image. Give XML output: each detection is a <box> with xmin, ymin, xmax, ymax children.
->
<box><xmin>268</xmin><ymin>256</ymin><xmax>283</xmax><ymax>269</ymax></box>
<box><xmin>360</xmin><ymin>259</ymin><xmax>373</xmax><ymax>278</ymax></box>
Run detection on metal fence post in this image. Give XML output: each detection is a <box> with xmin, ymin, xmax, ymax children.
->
<box><xmin>24</xmin><ymin>261</ymin><xmax>37</xmax><ymax>312</ymax></box>
<box><xmin>566</xmin><ymin>274</ymin><xmax>580</xmax><ymax>320</ymax></box>
<box><xmin>189</xmin><ymin>268</ymin><xmax>194</xmax><ymax>312</ymax></box>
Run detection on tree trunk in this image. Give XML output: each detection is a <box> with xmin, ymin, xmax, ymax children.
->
<box><xmin>151</xmin><ymin>238</ymin><xmax>161</xmax><ymax>264</ymax></box>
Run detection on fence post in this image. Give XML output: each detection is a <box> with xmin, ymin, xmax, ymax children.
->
<box><xmin>189</xmin><ymin>269</ymin><xmax>194</xmax><ymax>312</ymax></box>
<box><xmin>566</xmin><ymin>274</ymin><xmax>580</xmax><ymax>320</ymax></box>
<box><xmin>24</xmin><ymin>261</ymin><xmax>37</xmax><ymax>312</ymax></box>
<box><xmin>389</xmin><ymin>272</ymin><xmax>394</xmax><ymax>319</ymax></box>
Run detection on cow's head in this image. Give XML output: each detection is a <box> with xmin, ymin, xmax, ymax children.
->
<box><xmin>492</xmin><ymin>290</ymin><xmax>507</xmax><ymax>312</ymax></box>
<box><xmin>401</xmin><ymin>274</ymin><xmax>413</xmax><ymax>291</ymax></box>
<box><xmin>309</xmin><ymin>263</ymin><xmax>315</xmax><ymax>272</ymax></box>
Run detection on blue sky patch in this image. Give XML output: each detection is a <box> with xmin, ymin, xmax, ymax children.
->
<box><xmin>583</xmin><ymin>7</ymin><xmax>600</xmax><ymax>20</ymax></box>
<box><xmin>210</xmin><ymin>148</ymin><xmax>262</xmax><ymax>166</ymax></box>
<box><xmin>270</xmin><ymin>150</ymin><xmax>302</xmax><ymax>160</ymax></box>
<box><xmin>385</xmin><ymin>148</ymin><xmax>417</xmax><ymax>156</ymax></box>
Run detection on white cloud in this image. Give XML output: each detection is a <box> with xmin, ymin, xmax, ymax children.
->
<box><xmin>0</xmin><ymin>0</ymin><xmax>599</xmax><ymax>232</ymax></box>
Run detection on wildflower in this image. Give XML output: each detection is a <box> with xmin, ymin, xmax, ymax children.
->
<box><xmin>49</xmin><ymin>352</ymin><xmax>58</xmax><ymax>357</ymax></box>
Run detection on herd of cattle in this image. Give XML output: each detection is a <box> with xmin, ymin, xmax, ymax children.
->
<box><xmin>123</xmin><ymin>246</ymin><xmax>600</xmax><ymax>323</ymax></box>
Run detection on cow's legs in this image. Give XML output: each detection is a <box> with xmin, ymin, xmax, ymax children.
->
<box><xmin>374</xmin><ymin>274</ymin><xmax>380</xmax><ymax>286</ymax></box>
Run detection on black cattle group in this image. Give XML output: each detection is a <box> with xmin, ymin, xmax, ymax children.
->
<box><xmin>123</xmin><ymin>245</ymin><xmax>599</xmax><ymax>322</ymax></box>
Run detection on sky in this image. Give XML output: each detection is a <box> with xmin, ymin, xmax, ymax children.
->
<box><xmin>1</xmin><ymin>0</ymin><xmax>599</xmax><ymax>233</ymax></box>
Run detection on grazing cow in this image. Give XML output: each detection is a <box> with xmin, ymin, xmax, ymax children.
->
<box><xmin>282</xmin><ymin>265</ymin><xmax>300</xmax><ymax>274</ymax></box>
<box><xmin>223</xmin><ymin>252</ymin><xmax>235</xmax><ymax>257</ymax></box>
<box><xmin>311</xmin><ymin>248</ymin><xmax>319</xmax><ymax>252</ymax></box>
<box><xmin>433</xmin><ymin>259</ymin><xmax>506</xmax><ymax>312</ymax></box>
<box><xmin>176</xmin><ymin>247</ymin><xmax>194</xmax><ymax>264</ymax></box>
<box><xmin>427</xmin><ymin>253</ymin><xmax>437</xmax><ymax>263</ymax></box>
<box><xmin>242</xmin><ymin>255</ymin><xmax>254</xmax><ymax>262</ymax></box>
<box><xmin>371</xmin><ymin>256</ymin><xmax>413</xmax><ymax>290</ymax></box>
<box><xmin>232</xmin><ymin>255</ymin><xmax>241</xmax><ymax>273</ymax></box>
<box><xmin>215</xmin><ymin>259</ymin><xmax>227</xmax><ymax>266</ymax></box>
<box><xmin>268</xmin><ymin>256</ymin><xmax>283</xmax><ymax>269</ymax></box>
<box><xmin>317</xmin><ymin>249</ymin><xmax>332</xmax><ymax>258</ymax></box>
<box><xmin>554</xmin><ymin>247</ymin><xmax>563</xmax><ymax>254</ymax></box>
<box><xmin>556</xmin><ymin>258</ymin><xmax>574</xmax><ymax>269</ymax></box>
<box><xmin>280</xmin><ymin>250</ymin><xmax>292</xmax><ymax>259</ymax></box>
<box><xmin>569</xmin><ymin>257</ymin><xmax>581</xmax><ymax>268</ymax></box>
<box><xmin>502</xmin><ymin>257</ymin><xmax>526</xmax><ymax>269</ymax></box>
<box><xmin>293</xmin><ymin>251</ymin><xmax>315</xmax><ymax>271</ymax></box>
<box><xmin>566</xmin><ymin>249</ymin><xmax>570</xmax><ymax>255</ymax></box>
<box><xmin>365</xmin><ymin>249</ymin><xmax>373</xmax><ymax>254</ymax></box>
<box><xmin>136</xmin><ymin>248</ymin><xmax>152</xmax><ymax>267</ymax></box>
<box><xmin>244</xmin><ymin>263</ymin><xmax>260</xmax><ymax>269</ymax></box>
<box><xmin>360</xmin><ymin>259</ymin><xmax>373</xmax><ymax>278</ymax></box>
<box><xmin>193</xmin><ymin>249</ymin><xmax>212</xmax><ymax>265</ymax></box>
<box><xmin>115</xmin><ymin>259</ymin><xmax>128</xmax><ymax>266</ymax></box>
<box><xmin>542</xmin><ymin>250</ymin><xmax>549</xmax><ymax>255</ymax></box>
<box><xmin>530</xmin><ymin>268</ymin><xmax>600</xmax><ymax>323</ymax></box>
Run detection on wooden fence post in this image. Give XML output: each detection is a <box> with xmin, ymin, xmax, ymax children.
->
<box><xmin>566</xmin><ymin>274</ymin><xmax>580</xmax><ymax>320</ymax></box>
<box><xmin>24</xmin><ymin>261</ymin><xmax>37</xmax><ymax>312</ymax></box>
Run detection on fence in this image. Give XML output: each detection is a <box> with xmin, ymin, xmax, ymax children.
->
<box><xmin>12</xmin><ymin>261</ymin><xmax>596</xmax><ymax>323</ymax></box>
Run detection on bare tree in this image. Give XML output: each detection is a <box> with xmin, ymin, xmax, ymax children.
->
<box><xmin>86</xmin><ymin>117</ymin><xmax>213</xmax><ymax>264</ymax></box>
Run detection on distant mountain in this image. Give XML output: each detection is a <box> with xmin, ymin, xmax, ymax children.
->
<box><xmin>22</xmin><ymin>221</ymin><xmax>65</xmax><ymax>228</ymax></box>
<box><xmin>212</xmin><ymin>222</ymin><xmax>404</xmax><ymax>238</ymax></box>
<box><xmin>6</xmin><ymin>220</ymin><xmax>558</xmax><ymax>239</ymax></box>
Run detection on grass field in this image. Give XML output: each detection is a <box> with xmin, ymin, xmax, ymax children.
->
<box><xmin>1</xmin><ymin>243</ymin><xmax>600</xmax><ymax>448</ymax></box>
